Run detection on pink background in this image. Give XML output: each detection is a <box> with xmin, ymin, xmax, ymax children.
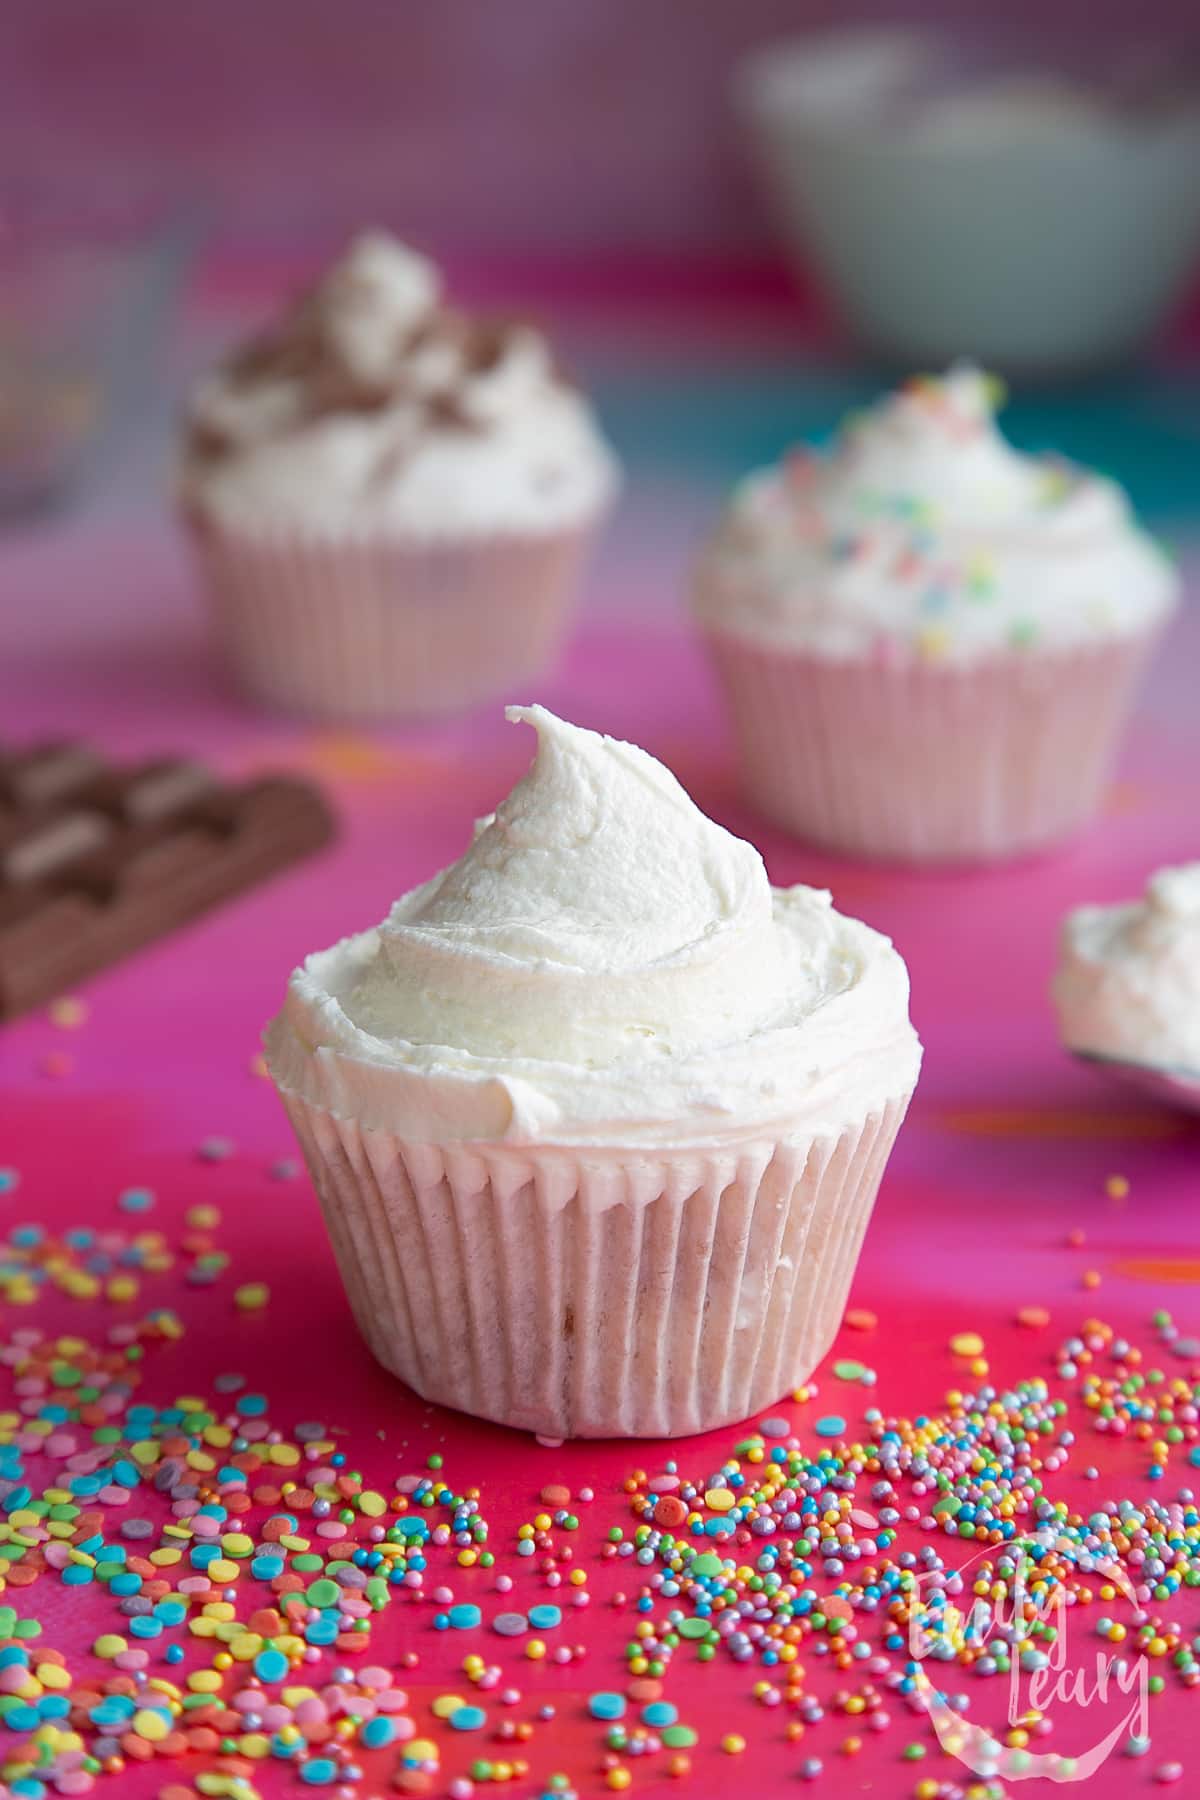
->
<box><xmin>7</xmin><ymin>0</ymin><xmax>1200</xmax><ymax>254</ymax></box>
<box><xmin>2</xmin><ymin>256</ymin><xmax>1200</xmax><ymax>1794</ymax></box>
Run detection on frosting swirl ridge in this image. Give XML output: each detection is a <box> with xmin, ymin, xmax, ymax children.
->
<box><xmin>267</xmin><ymin>708</ymin><xmax>921</xmax><ymax>1145</ymax></box>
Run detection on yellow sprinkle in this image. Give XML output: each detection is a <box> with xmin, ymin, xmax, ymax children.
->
<box><xmin>186</xmin><ymin>1451</ymin><xmax>217</xmax><ymax>1473</ymax></box>
<box><xmin>238</xmin><ymin>1732</ymin><xmax>271</xmax><ymax>1758</ymax></box>
<box><xmin>187</xmin><ymin>1669</ymin><xmax>222</xmax><ymax>1694</ymax></box>
<box><xmin>187</xmin><ymin>1204</ymin><xmax>221</xmax><ymax>1229</ymax></box>
<box><xmin>92</xmin><ymin>1635</ymin><xmax>127</xmax><ymax>1660</ymax></box>
<box><xmin>130</xmin><ymin>1442</ymin><xmax>160</xmax><ymax>1466</ymax></box>
<box><xmin>267</xmin><ymin>1443</ymin><xmax>300</xmax><ymax>1467</ymax></box>
<box><xmin>132</xmin><ymin>1707</ymin><xmax>170</xmax><ymax>1743</ymax></box>
<box><xmin>36</xmin><ymin>1665</ymin><xmax>70</xmax><ymax>1691</ymax></box>
<box><xmin>229</xmin><ymin>1634</ymin><xmax>263</xmax><ymax>1662</ymax></box>
<box><xmin>235</xmin><ymin>1283</ymin><xmax>270</xmax><ymax>1311</ymax></box>
<box><xmin>704</xmin><ymin>1489</ymin><xmax>736</xmax><ymax>1513</ymax></box>
<box><xmin>721</xmin><ymin>1733</ymin><xmax>747</xmax><ymax>1754</ymax></box>
<box><xmin>106</xmin><ymin>1276</ymin><xmax>139</xmax><ymax>1302</ymax></box>
<box><xmin>203</xmin><ymin>1425</ymin><xmax>234</xmax><ymax>1448</ymax></box>
<box><xmin>148</xmin><ymin>1547</ymin><xmax>183</xmax><ymax>1567</ymax></box>
<box><xmin>357</xmin><ymin>1490</ymin><xmax>386</xmax><ymax>1518</ymax></box>
<box><xmin>430</xmin><ymin>1695</ymin><xmax>464</xmax><ymax>1719</ymax></box>
<box><xmin>949</xmin><ymin>1332</ymin><xmax>985</xmax><ymax>1359</ymax></box>
<box><xmin>221</xmin><ymin>1533</ymin><xmax>255</xmax><ymax>1558</ymax></box>
<box><xmin>407</xmin><ymin>1739</ymin><xmax>439</xmax><ymax>1762</ymax></box>
<box><xmin>201</xmin><ymin>1601</ymin><xmax>236</xmax><ymax>1621</ymax></box>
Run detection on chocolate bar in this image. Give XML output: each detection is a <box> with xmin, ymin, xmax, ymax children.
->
<box><xmin>0</xmin><ymin>742</ymin><xmax>334</xmax><ymax>1019</ymax></box>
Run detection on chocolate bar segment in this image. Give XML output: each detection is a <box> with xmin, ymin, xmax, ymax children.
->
<box><xmin>0</xmin><ymin>743</ymin><xmax>334</xmax><ymax>1019</ymax></box>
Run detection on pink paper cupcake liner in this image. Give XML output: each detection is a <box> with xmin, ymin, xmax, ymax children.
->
<box><xmin>189</xmin><ymin>518</ymin><xmax>596</xmax><ymax>721</ymax></box>
<box><xmin>703</xmin><ymin>629</ymin><xmax>1162</xmax><ymax>864</ymax></box>
<box><xmin>278</xmin><ymin>1091</ymin><xmax>911</xmax><ymax>1439</ymax></box>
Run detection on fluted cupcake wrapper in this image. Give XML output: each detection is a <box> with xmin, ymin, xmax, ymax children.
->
<box><xmin>703</xmin><ymin>628</ymin><xmax>1163</xmax><ymax>864</ymax></box>
<box><xmin>188</xmin><ymin>516</ymin><xmax>599</xmax><ymax>722</ymax></box>
<box><xmin>278</xmin><ymin>1090</ymin><xmax>911</xmax><ymax>1439</ymax></box>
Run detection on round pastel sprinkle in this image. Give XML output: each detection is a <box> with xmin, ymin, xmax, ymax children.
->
<box><xmin>814</xmin><ymin>1415</ymin><xmax>845</xmax><ymax>1438</ymax></box>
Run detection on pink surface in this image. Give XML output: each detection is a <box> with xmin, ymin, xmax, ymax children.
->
<box><xmin>2</xmin><ymin>499</ymin><xmax>1200</xmax><ymax>1799</ymax></box>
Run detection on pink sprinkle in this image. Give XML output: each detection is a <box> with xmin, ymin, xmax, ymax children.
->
<box><xmin>0</xmin><ymin>1666</ymin><xmax>30</xmax><ymax>1693</ymax></box>
<box><xmin>95</xmin><ymin>1486</ymin><xmax>129</xmax><ymax>1507</ymax></box>
<box><xmin>191</xmin><ymin>1515</ymin><xmax>221</xmax><ymax>1538</ymax></box>
<box><xmin>293</xmin><ymin>1698</ymin><xmax>329</xmax><ymax>1726</ymax></box>
<box><xmin>648</xmin><ymin>1476</ymin><xmax>680</xmax><ymax>1494</ymax></box>
<box><xmin>178</xmin><ymin>1577</ymin><xmax>210</xmax><ymax>1594</ymax></box>
<box><xmin>358</xmin><ymin>1667</ymin><xmax>392</xmax><ymax>1689</ymax></box>
<box><xmin>55</xmin><ymin>1775</ymin><xmax>95</xmax><ymax>1795</ymax></box>
<box><xmin>315</xmin><ymin>1522</ymin><xmax>348</xmax><ymax>1540</ymax></box>
<box><xmin>113</xmin><ymin>1650</ymin><xmax>148</xmax><ymax>1672</ymax></box>
<box><xmin>43</xmin><ymin>1544</ymin><xmax>71</xmax><ymax>1571</ymax></box>
<box><xmin>376</xmin><ymin>1691</ymin><xmax>410</xmax><ymax>1714</ymax></box>
<box><xmin>536</xmin><ymin>1435</ymin><xmax>564</xmax><ymax>1449</ymax></box>
<box><xmin>45</xmin><ymin>1433</ymin><xmax>77</xmax><ymax>1456</ymax></box>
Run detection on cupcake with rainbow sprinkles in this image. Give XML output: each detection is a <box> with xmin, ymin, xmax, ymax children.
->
<box><xmin>693</xmin><ymin>366</ymin><xmax>1177</xmax><ymax>863</ymax></box>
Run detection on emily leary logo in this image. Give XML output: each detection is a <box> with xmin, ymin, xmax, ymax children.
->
<box><xmin>903</xmin><ymin>1528</ymin><xmax>1148</xmax><ymax>1782</ymax></box>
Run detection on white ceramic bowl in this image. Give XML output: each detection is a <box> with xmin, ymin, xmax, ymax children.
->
<box><xmin>737</xmin><ymin>29</ymin><xmax>1200</xmax><ymax>374</ymax></box>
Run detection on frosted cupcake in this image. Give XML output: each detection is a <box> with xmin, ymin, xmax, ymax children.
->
<box><xmin>693</xmin><ymin>366</ymin><xmax>1177</xmax><ymax>863</ymax></box>
<box><xmin>1054</xmin><ymin>863</ymin><xmax>1200</xmax><ymax>1079</ymax></box>
<box><xmin>182</xmin><ymin>233</ymin><xmax>619</xmax><ymax>720</ymax></box>
<box><xmin>266</xmin><ymin>706</ymin><xmax>921</xmax><ymax>1438</ymax></box>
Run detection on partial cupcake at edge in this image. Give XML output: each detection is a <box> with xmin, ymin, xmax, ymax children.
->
<box><xmin>180</xmin><ymin>232</ymin><xmax>620</xmax><ymax>721</ymax></box>
<box><xmin>1054</xmin><ymin>862</ymin><xmax>1200</xmax><ymax>1108</ymax></box>
<box><xmin>692</xmin><ymin>365</ymin><xmax>1178</xmax><ymax>864</ymax></box>
<box><xmin>265</xmin><ymin>706</ymin><xmax>921</xmax><ymax>1439</ymax></box>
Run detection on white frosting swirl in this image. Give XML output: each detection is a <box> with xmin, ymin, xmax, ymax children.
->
<box><xmin>266</xmin><ymin>707</ymin><xmax>921</xmax><ymax>1146</ymax></box>
<box><xmin>183</xmin><ymin>232</ymin><xmax>619</xmax><ymax>538</ymax></box>
<box><xmin>1054</xmin><ymin>863</ymin><xmax>1200</xmax><ymax>1073</ymax></box>
<box><xmin>694</xmin><ymin>365</ymin><xmax>1177</xmax><ymax>663</ymax></box>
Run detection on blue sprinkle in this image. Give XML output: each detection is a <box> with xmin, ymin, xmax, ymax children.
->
<box><xmin>447</xmin><ymin>1603</ymin><xmax>482</xmax><ymax>1630</ymax></box>
<box><xmin>642</xmin><ymin>1701</ymin><xmax>678</xmax><ymax>1727</ymax></box>
<box><xmin>299</xmin><ymin>1758</ymin><xmax>337</xmax><ymax>1785</ymax></box>
<box><xmin>236</xmin><ymin>1394</ymin><xmax>268</xmax><ymax>1417</ymax></box>
<box><xmin>129</xmin><ymin>1617</ymin><xmax>162</xmax><ymax>1639</ymax></box>
<box><xmin>60</xmin><ymin>1565</ymin><xmax>94</xmax><ymax>1587</ymax></box>
<box><xmin>360</xmin><ymin>1715</ymin><xmax>396</xmax><ymax>1748</ymax></box>
<box><xmin>528</xmin><ymin>1604</ymin><xmax>561</xmax><ymax>1630</ymax></box>
<box><xmin>304</xmin><ymin>1619</ymin><xmax>337</xmax><ymax>1646</ymax></box>
<box><xmin>154</xmin><ymin>1601</ymin><xmax>186</xmax><ymax>1626</ymax></box>
<box><xmin>815</xmin><ymin>1416</ymin><xmax>846</xmax><ymax>1438</ymax></box>
<box><xmin>252</xmin><ymin>1555</ymin><xmax>285</xmax><ymax>1580</ymax></box>
<box><xmin>450</xmin><ymin>1705</ymin><xmax>486</xmax><ymax>1732</ymax></box>
<box><xmin>588</xmin><ymin>1693</ymin><xmax>626</xmax><ymax>1721</ymax></box>
<box><xmin>118</xmin><ymin>1188</ymin><xmax>155</xmax><ymax>1213</ymax></box>
<box><xmin>5</xmin><ymin>1705</ymin><xmax>40</xmax><ymax>1732</ymax></box>
<box><xmin>255</xmin><ymin>1648</ymin><xmax>288</xmax><ymax>1683</ymax></box>
<box><xmin>110</xmin><ymin>1573</ymin><xmax>142</xmax><ymax>1597</ymax></box>
<box><xmin>0</xmin><ymin>1171</ymin><xmax>18</xmax><ymax>1196</ymax></box>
